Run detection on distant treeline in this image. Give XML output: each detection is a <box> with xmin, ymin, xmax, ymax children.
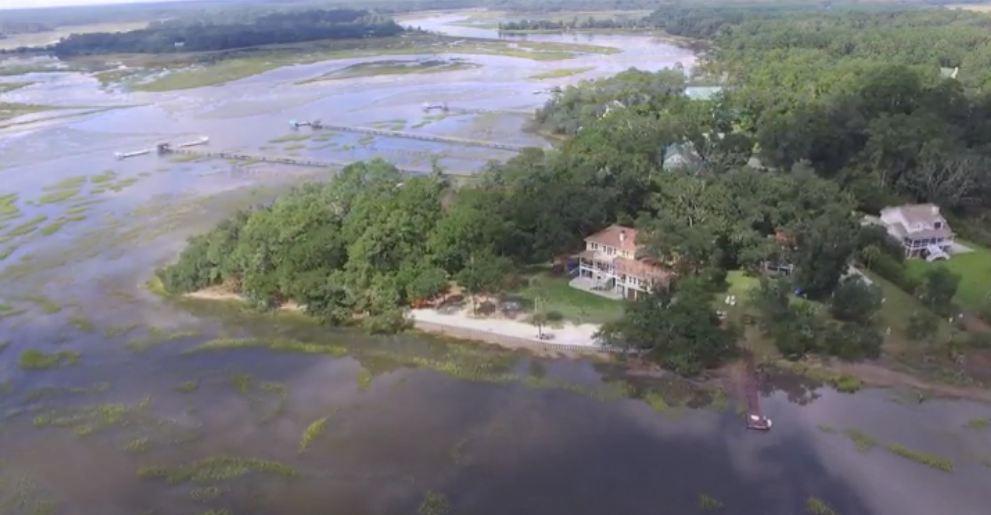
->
<box><xmin>498</xmin><ymin>17</ymin><xmax>651</xmax><ymax>32</ymax></box>
<box><xmin>51</xmin><ymin>9</ymin><xmax>403</xmax><ymax>56</ymax></box>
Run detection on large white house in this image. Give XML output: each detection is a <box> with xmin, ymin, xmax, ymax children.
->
<box><xmin>879</xmin><ymin>204</ymin><xmax>954</xmax><ymax>260</ymax></box>
<box><xmin>571</xmin><ymin>225</ymin><xmax>672</xmax><ymax>299</ymax></box>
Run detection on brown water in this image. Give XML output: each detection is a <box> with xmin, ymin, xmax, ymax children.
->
<box><xmin>0</xmin><ymin>10</ymin><xmax>989</xmax><ymax>515</ymax></box>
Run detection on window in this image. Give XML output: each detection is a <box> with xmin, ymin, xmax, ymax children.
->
<box><xmin>934</xmin><ymin>221</ymin><xmax>942</xmax><ymax>229</ymax></box>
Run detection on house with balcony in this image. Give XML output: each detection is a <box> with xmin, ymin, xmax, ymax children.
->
<box><xmin>570</xmin><ymin>225</ymin><xmax>673</xmax><ymax>300</ymax></box>
<box><xmin>878</xmin><ymin>204</ymin><xmax>954</xmax><ymax>260</ymax></box>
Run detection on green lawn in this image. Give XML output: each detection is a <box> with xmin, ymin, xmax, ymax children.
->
<box><xmin>905</xmin><ymin>241</ymin><xmax>991</xmax><ymax>310</ymax></box>
<box><xmin>513</xmin><ymin>273</ymin><xmax>624</xmax><ymax>325</ymax></box>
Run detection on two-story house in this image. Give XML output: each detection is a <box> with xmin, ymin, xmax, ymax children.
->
<box><xmin>879</xmin><ymin>204</ymin><xmax>954</xmax><ymax>260</ymax></box>
<box><xmin>572</xmin><ymin>225</ymin><xmax>672</xmax><ymax>300</ymax></box>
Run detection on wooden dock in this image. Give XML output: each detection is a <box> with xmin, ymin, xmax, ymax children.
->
<box><xmin>165</xmin><ymin>147</ymin><xmax>476</xmax><ymax>177</ymax></box>
<box><xmin>316</xmin><ymin>123</ymin><xmax>533</xmax><ymax>152</ymax></box>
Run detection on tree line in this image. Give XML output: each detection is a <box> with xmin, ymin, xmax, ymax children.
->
<box><xmin>51</xmin><ymin>9</ymin><xmax>403</xmax><ymax>56</ymax></box>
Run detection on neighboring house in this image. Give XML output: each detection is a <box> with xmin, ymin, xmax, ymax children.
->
<box><xmin>663</xmin><ymin>142</ymin><xmax>702</xmax><ymax>171</ymax></box>
<box><xmin>878</xmin><ymin>203</ymin><xmax>954</xmax><ymax>260</ymax></box>
<box><xmin>572</xmin><ymin>225</ymin><xmax>673</xmax><ymax>300</ymax></box>
<box><xmin>684</xmin><ymin>85</ymin><xmax>723</xmax><ymax>101</ymax></box>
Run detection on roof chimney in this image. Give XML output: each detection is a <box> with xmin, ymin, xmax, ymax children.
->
<box><xmin>619</xmin><ymin>230</ymin><xmax>626</xmax><ymax>244</ymax></box>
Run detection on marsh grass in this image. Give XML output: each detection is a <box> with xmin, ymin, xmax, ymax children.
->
<box><xmin>24</xmin><ymin>294</ymin><xmax>60</xmax><ymax>314</ymax></box>
<box><xmin>123</xmin><ymin>436</ymin><xmax>151</xmax><ymax>453</ymax></box>
<box><xmin>126</xmin><ymin>327</ymin><xmax>198</xmax><ymax>352</ymax></box>
<box><xmin>298</xmin><ymin>416</ymin><xmax>329</xmax><ymax>453</ymax></box>
<box><xmin>269</xmin><ymin>133</ymin><xmax>310</xmax><ymax>144</ymax></box>
<box><xmin>176</xmin><ymin>380</ymin><xmax>199</xmax><ymax>393</ymax></box>
<box><xmin>844</xmin><ymin>428</ymin><xmax>877</xmax><ymax>452</ymax></box>
<box><xmin>356</xmin><ymin>368</ymin><xmax>373</xmax><ymax>390</ymax></box>
<box><xmin>186</xmin><ymin>337</ymin><xmax>347</xmax><ymax>356</ymax></box>
<box><xmin>699</xmin><ymin>493</ymin><xmax>724</xmax><ymax>511</ymax></box>
<box><xmin>189</xmin><ymin>485</ymin><xmax>224</xmax><ymax>501</ymax></box>
<box><xmin>643</xmin><ymin>390</ymin><xmax>670</xmax><ymax>412</ymax></box>
<box><xmin>138</xmin><ymin>456</ymin><xmax>296</xmax><ymax>485</ymax></box>
<box><xmin>5</xmin><ymin>214</ymin><xmax>47</xmax><ymax>238</ymax></box>
<box><xmin>69</xmin><ymin>315</ymin><xmax>95</xmax><ymax>333</ymax></box>
<box><xmin>529</xmin><ymin>66</ymin><xmax>594</xmax><ymax>80</ymax></box>
<box><xmin>230</xmin><ymin>373</ymin><xmax>288</xmax><ymax>422</ymax></box>
<box><xmin>33</xmin><ymin>401</ymin><xmax>133</xmax><ymax>435</ymax></box>
<box><xmin>418</xmin><ymin>490</ymin><xmax>451</xmax><ymax>515</ymax></box>
<box><xmin>832</xmin><ymin>375</ymin><xmax>862</xmax><ymax>393</ymax></box>
<box><xmin>107</xmin><ymin>177</ymin><xmax>140</xmax><ymax>192</ymax></box>
<box><xmin>0</xmin><ymin>469</ymin><xmax>59</xmax><ymax>515</ymax></box>
<box><xmin>0</xmin><ymin>193</ymin><xmax>19</xmax><ymax>219</ymax></box>
<box><xmin>19</xmin><ymin>349</ymin><xmax>80</xmax><ymax>370</ymax></box>
<box><xmin>91</xmin><ymin>170</ymin><xmax>117</xmax><ymax>184</ymax></box>
<box><xmin>964</xmin><ymin>417</ymin><xmax>989</xmax><ymax>430</ymax></box>
<box><xmin>104</xmin><ymin>323</ymin><xmax>139</xmax><ymax>338</ymax></box>
<box><xmin>806</xmin><ymin>497</ymin><xmax>837</xmax><ymax>515</ymax></box>
<box><xmin>884</xmin><ymin>443</ymin><xmax>953</xmax><ymax>472</ymax></box>
<box><xmin>23</xmin><ymin>381</ymin><xmax>110</xmax><ymax>402</ymax></box>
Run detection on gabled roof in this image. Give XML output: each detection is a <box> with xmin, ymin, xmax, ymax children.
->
<box><xmin>584</xmin><ymin>225</ymin><xmax>639</xmax><ymax>253</ymax></box>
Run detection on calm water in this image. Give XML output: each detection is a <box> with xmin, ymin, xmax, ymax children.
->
<box><xmin>0</xmin><ymin>11</ymin><xmax>989</xmax><ymax>515</ymax></box>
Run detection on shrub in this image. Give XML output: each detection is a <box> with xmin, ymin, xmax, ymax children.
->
<box><xmin>906</xmin><ymin>310</ymin><xmax>940</xmax><ymax>342</ymax></box>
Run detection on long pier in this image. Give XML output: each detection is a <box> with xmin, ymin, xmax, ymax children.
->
<box><xmin>165</xmin><ymin>147</ymin><xmax>475</xmax><ymax>177</ymax></box>
<box><xmin>316</xmin><ymin>123</ymin><xmax>532</xmax><ymax>152</ymax></box>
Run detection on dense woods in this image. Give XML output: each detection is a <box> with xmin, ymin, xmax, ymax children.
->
<box><xmin>52</xmin><ymin>9</ymin><xmax>403</xmax><ymax>56</ymax></box>
<box><xmin>162</xmin><ymin>4</ymin><xmax>989</xmax><ymax>373</ymax></box>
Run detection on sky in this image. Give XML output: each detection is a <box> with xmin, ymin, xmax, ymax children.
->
<box><xmin>1</xmin><ymin>0</ymin><xmax>193</xmax><ymax>9</ymax></box>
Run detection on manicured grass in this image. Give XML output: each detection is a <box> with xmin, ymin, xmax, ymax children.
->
<box><xmin>905</xmin><ymin>241</ymin><xmax>991</xmax><ymax>310</ymax></box>
<box><xmin>513</xmin><ymin>273</ymin><xmax>624</xmax><ymax>324</ymax></box>
<box><xmin>862</xmin><ymin>270</ymin><xmax>951</xmax><ymax>343</ymax></box>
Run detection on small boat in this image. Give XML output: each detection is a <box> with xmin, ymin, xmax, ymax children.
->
<box><xmin>747</xmin><ymin>414</ymin><xmax>773</xmax><ymax>431</ymax></box>
<box><xmin>114</xmin><ymin>149</ymin><xmax>151</xmax><ymax>160</ymax></box>
<box><xmin>176</xmin><ymin>136</ymin><xmax>209</xmax><ymax>148</ymax></box>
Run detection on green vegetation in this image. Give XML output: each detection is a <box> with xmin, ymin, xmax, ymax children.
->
<box><xmin>186</xmin><ymin>337</ymin><xmax>347</xmax><ymax>357</ymax></box>
<box><xmin>18</xmin><ymin>349</ymin><xmax>79</xmax><ymax>370</ymax></box>
<box><xmin>514</xmin><ymin>272</ymin><xmax>622</xmax><ymax>324</ymax></box>
<box><xmin>838</xmin><ymin>427</ymin><xmax>953</xmax><ymax>471</ymax></box>
<box><xmin>5</xmin><ymin>214</ymin><xmax>47</xmax><ymax>239</ymax></box>
<box><xmin>806</xmin><ymin>497</ymin><xmax>838</xmax><ymax>515</ymax></box>
<box><xmin>418</xmin><ymin>490</ymin><xmax>451</xmax><ymax>515</ymax></box>
<box><xmin>964</xmin><ymin>417</ymin><xmax>989</xmax><ymax>430</ymax></box>
<box><xmin>54</xmin><ymin>9</ymin><xmax>402</xmax><ymax>56</ymax></box>
<box><xmin>698</xmin><ymin>493</ymin><xmax>724</xmax><ymax>511</ymax></box>
<box><xmin>0</xmin><ymin>193</ymin><xmax>19</xmax><ymax>221</ymax></box>
<box><xmin>39</xmin><ymin>176</ymin><xmax>87</xmax><ymax>204</ymax></box>
<box><xmin>138</xmin><ymin>456</ymin><xmax>296</xmax><ymax>485</ymax></box>
<box><xmin>33</xmin><ymin>398</ymin><xmax>148</xmax><ymax>436</ymax></box>
<box><xmin>90</xmin><ymin>170</ymin><xmax>117</xmax><ymax>184</ymax></box>
<box><xmin>69</xmin><ymin>315</ymin><xmax>95</xmax><ymax>332</ymax></box>
<box><xmin>0</xmin><ymin>82</ymin><xmax>31</xmax><ymax>93</ymax></box>
<box><xmin>298</xmin><ymin>416</ymin><xmax>329</xmax><ymax>453</ymax></box>
<box><xmin>176</xmin><ymin>380</ymin><xmax>199</xmax><ymax>393</ymax></box>
<box><xmin>844</xmin><ymin>428</ymin><xmax>878</xmax><ymax>452</ymax></box>
<box><xmin>529</xmin><ymin>66</ymin><xmax>594</xmax><ymax>80</ymax></box>
<box><xmin>126</xmin><ymin>327</ymin><xmax>198</xmax><ymax>352</ymax></box>
<box><xmin>0</xmin><ymin>102</ymin><xmax>48</xmax><ymax>122</ymax></box>
<box><xmin>884</xmin><ymin>443</ymin><xmax>954</xmax><ymax>472</ymax></box>
<box><xmin>599</xmin><ymin>279</ymin><xmax>736</xmax><ymax>375</ymax></box>
<box><xmin>301</xmin><ymin>58</ymin><xmax>477</xmax><ymax>84</ymax></box>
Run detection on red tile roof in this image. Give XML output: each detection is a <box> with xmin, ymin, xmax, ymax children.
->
<box><xmin>585</xmin><ymin>224</ymin><xmax>639</xmax><ymax>254</ymax></box>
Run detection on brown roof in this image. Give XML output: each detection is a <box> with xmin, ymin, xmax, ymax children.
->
<box><xmin>585</xmin><ymin>224</ymin><xmax>639</xmax><ymax>253</ymax></box>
